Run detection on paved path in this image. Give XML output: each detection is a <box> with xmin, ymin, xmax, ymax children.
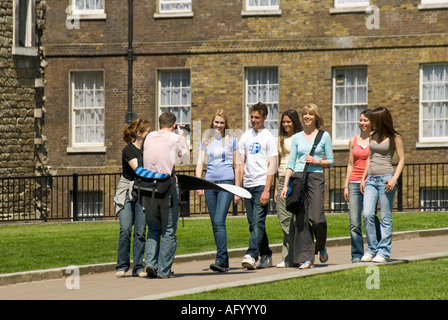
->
<box><xmin>0</xmin><ymin>229</ymin><xmax>447</xmax><ymax>300</ymax></box>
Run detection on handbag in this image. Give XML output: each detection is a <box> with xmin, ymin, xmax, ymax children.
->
<box><xmin>285</xmin><ymin>130</ymin><xmax>324</xmax><ymax>213</ymax></box>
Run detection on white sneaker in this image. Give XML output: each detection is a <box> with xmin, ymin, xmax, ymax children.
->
<box><xmin>115</xmin><ymin>270</ymin><xmax>126</xmax><ymax>278</ymax></box>
<box><xmin>361</xmin><ymin>253</ymin><xmax>374</xmax><ymax>262</ymax></box>
<box><xmin>276</xmin><ymin>261</ymin><xmax>286</xmax><ymax>268</ymax></box>
<box><xmin>242</xmin><ymin>254</ymin><xmax>256</xmax><ymax>270</ymax></box>
<box><xmin>372</xmin><ymin>255</ymin><xmax>387</xmax><ymax>263</ymax></box>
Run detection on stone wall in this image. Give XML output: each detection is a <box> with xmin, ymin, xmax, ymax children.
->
<box><xmin>0</xmin><ymin>0</ymin><xmax>49</xmax><ymax>220</ymax></box>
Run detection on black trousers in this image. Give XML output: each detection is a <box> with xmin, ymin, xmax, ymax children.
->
<box><xmin>291</xmin><ymin>172</ymin><xmax>327</xmax><ymax>264</ymax></box>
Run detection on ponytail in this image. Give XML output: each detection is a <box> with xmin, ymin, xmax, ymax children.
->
<box><xmin>122</xmin><ymin>119</ymin><xmax>150</xmax><ymax>143</ymax></box>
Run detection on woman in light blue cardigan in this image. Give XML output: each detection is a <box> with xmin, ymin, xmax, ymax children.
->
<box><xmin>281</xmin><ymin>104</ymin><xmax>334</xmax><ymax>269</ymax></box>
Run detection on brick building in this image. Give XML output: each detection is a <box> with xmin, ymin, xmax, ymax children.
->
<box><xmin>37</xmin><ymin>0</ymin><xmax>448</xmax><ymax>216</ymax></box>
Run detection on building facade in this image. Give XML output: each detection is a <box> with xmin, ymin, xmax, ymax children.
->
<box><xmin>31</xmin><ymin>0</ymin><xmax>448</xmax><ymax>217</ymax></box>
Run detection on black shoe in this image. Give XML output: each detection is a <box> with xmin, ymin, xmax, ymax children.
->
<box><xmin>157</xmin><ymin>272</ymin><xmax>175</xmax><ymax>279</ymax></box>
<box><xmin>210</xmin><ymin>260</ymin><xmax>229</xmax><ymax>272</ymax></box>
<box><xmin>145</xmin><ymin>265</ymin><xmax>157</xmax><ymax>278</ymax></box>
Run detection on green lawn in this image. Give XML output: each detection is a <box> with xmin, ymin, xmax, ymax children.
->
<box><xmin>171</xmin><ymin>258</ymin><xmax>448</xmax><ymax>300</ymax></box>
<box><xmin>0</xmin><ymin>212</ymin><xmax>447</xmax><ymax>274</ymax></box>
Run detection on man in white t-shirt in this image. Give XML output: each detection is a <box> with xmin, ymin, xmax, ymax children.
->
<box><xmin>236</xmin><ymin>102</ymin><xmax>278</xmax><ymax>270</ymax></box>
<box><xmin>142</xmin><ymin>112</ymin><xmax>189</xmax><ymax>279</ymax></box>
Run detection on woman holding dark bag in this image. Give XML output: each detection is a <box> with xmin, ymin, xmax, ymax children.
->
<box><xmin>281</xmin><ymin>104</ymin><xmax>334</xmax><ymax>269</ymax></box>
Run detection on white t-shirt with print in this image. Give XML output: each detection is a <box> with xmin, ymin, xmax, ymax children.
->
<box><xmin>239</xmin><ymin>128</ymin><xmax>278</xmax><ymax>188</ymax></box>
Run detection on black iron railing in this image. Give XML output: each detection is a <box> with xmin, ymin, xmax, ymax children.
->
<box><xmin>0</xmin><ymin>163</ymin><xmax>447</xmax><ymax>223</ymax></box>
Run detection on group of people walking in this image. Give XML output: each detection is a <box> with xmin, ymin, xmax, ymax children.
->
<box><xmin>113</xmin><ymin>102</ymin><xmax>404</xmax><ymax>278</ymax></box>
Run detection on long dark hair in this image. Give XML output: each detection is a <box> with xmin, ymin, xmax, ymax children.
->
<box><xmin>279</xmin><ymin>109</ymin><xmax>303</xmax><ymax>154</ymax></box>
<box><xmin>371</xmin><ymin>107</ymin><xmax>400</xmax><ymax>149</ymax></box>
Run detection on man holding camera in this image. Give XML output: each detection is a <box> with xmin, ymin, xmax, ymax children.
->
<box><xmin>142</xmin><ymin>112</ymin><xmax>189</xmax><ymax>279</ymax></box>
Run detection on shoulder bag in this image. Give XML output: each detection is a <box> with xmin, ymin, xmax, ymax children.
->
<box><xmin>285</xmin><ymin>130</ymin><xmax>324</xmax><ymax>213</ymax></box>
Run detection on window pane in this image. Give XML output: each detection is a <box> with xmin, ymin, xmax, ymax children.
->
<box><xmin>245</xmin><ymin>68</ymin><xmax>279</xmax><ymax>132</ymax></box>
<box><xmin>160</xmin><ymin>0</ymin><xmax>192</xmax><ymax>12</ymax></box>
<box><xmin>333</xmin><ymin>67</ymin><xmax>368</xmax><ymax>141</ymax></box>
<box><xmin>158</xmin><ymin>70</ymin><xmax>191</xmax><ymax>133</ymax></box>
<box><xmin>420</xmin><ymin>64</ymin><xmax>448</xmax><ymax>138</ymax></box>
<box><xmin>72</xmin><ymin>71</ymin><xmax>105</xmax><ymax>146</ymax></box>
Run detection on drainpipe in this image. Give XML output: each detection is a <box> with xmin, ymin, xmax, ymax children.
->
<box><xmin>125</xmin><ymin>0</ymin><xmax>137</xmax><ymax>123</ymax></box>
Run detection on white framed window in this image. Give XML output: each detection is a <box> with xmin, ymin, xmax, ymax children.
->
<box><xmin>419</xmin><ymin>64</ymin><xmax>448</xmax><ymax>144</ymax></box>
<box><xmin>12</xmin><ymin>0</ymin><xmax>37</xmax><ymax>56</ymax></box>
<box><xmin>73</xmin><ymin>0</ymin><xmax>104</xmax><ymax>13</ymax></box>
<box><xmin>68</xmin><ymin>71</ymin><xmax>105</xmax><ymax>152</ymax></box>
<box><xmin>245</xmin><ymin>67</ymin><xmax>279</xmax><ymax>133</ymax></box>
<box><xmin>334</xmin><ymin>0</ymin><xmax>369</xmax><ymax>8</ymax></box>
<box><xmin>242</xmin><ymin>0</ymin><xmax>281</xmax><ymax>16</ymax></box>
<box><xmin>158</xmin><ymin>70</ymin><xmax>191</xmax><ymax>141</ymax></box>
<box><xmin>246</xmin><ymin>0</ymin><xmax>279</xmax><ymax>10</ymax></box>
<box><xmin>332</xmin><ymin>67</ymin><xmax>368</xmax><ymax>146</ymax></box>
<box><xmin>155</xmin><ymin>0</ymin><xmax>193</xmax><ymax>17</ymax></box>
<box><xmin>70</xmin><ymin>0</ymin><xmax>106</xmax><ymax>19</ymax></box>
<box><xmin>419</xmin><ymin>0</ymin><xmax>448</xmax><ymax>9</ymax></box>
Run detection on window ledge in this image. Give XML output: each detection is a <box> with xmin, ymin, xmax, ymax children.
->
<box><xmin>330</xmin><ymin>6</ymin><xmax>368</xmax><ymax>14</ymax></box>
<box><xmin>416</xmin><ymin>141</ymin><xmax>448</xmax><ymax>148</ymax></box>
<box><xmin>418</xmin><ymin>3</ymin><xmax>448</xmax><ymax>10</ymax></box>
<box><xmin>12</xmin><ymin>46</ymin><xmax>38</xmax><ymax>57</ymax></box>
<box><xmin>67</xmin><ymin>13</ymin><xmax>107</xmax><ymax>20</ymax></box>
<box><xmin>67</xmin><ymin>146</ymin><xmax>107</xmax><ymax>153</ymax></box>
<box><xmin>241</xmin><ymin>9</ymin><xmax>282</xmax><ymax>17</ymax></box>
<box><xmin>154</xmin><ymin>12</ymin><xmax>194</xmax><ymax>19</ymax></box>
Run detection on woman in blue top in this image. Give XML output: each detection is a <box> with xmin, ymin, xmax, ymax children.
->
<box><xmin>195</xmin><ymin>109</ymin><xmax>240</xmax><ymax>272</ymax></box>
<box><xmin>281</xmin><ymin>104</ymin><xmax>334</xmax><ymax>269</ymax></box>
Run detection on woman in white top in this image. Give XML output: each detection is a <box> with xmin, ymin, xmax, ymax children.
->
<box><xmin>274</xmin><ymin>109</ymin><xmax>302</xmax><ymax>267</ymax></box>
<box><xmin>195</xmin><ymin>110</ymin><xmax>239</xmax><ymax>272</ymax></box>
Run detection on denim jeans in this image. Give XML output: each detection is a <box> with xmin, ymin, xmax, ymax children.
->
<box><xmin>349</xmin><ymin>182</ymin><xmax>382</xmax><ymax>260</ymax></box>
<box><xmin>205</xmin><ymin>180</ymin><xmax>234</xmax><ymax>266</ymax></box>
<box><xmin>143</xmin><ymin>187</ymin><xmax>180</xmax><ymax>277</ymax></box>
<box><xmin>363</xmin><ymin>174</ymin><xmax>397</xmax><ymax>259</ymax></box>
<box><xmin>244</xmin><ymin>185</ymin><xmax>272</xmax><ymax>261</ymax></box>
<box><xmin>116</xmin><ymin>193</ymin><xmax>146</xmax><ymax>275</ymax></box>
<box><xmin>348</xmin><ymin>182</ymin><xmax>364</xmax><ymax>260</ymax></box>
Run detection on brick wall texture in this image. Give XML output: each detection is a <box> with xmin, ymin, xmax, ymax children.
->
<box><xmin>41</xmin><ymin>0</ymin><xmax>448</xmax><ymax>175</ymax></box>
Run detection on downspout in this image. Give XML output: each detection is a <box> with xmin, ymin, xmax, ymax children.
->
<box><xmin>125</xmin><ymin>0</ymin><xmax>137</xmax><ymax>123</ymax></box>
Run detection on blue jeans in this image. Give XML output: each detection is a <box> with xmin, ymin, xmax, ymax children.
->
<box><xmin>244</xmin><ymin>185</ymin><xmax>272</xmax><ymax>261</ymax></box>
<box><xmin>363</xmin><ymin>174</ymin><xmax>397</xmax><ymax>259</ymax></box>
<box><xmin>116</xmin><ymin>193</ymin><xmax>146</xmax><ymax>275</ymax></box>
<box><xmin>205</xmin><ymin>180</ymin><xmax>234</xmax><ymax>266</ymax></box>
<box><xmin>143</xmin><ymin>187</ymin><xmax>180</xmax><ymax>277</ymax></box>
<box><xmin>348</xmin><ymin>182</ymin><xmax>364</xmax><ymax>260</ymax></box>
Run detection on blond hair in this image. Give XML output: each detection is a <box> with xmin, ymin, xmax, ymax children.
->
<box><xmin>302</xmin><ymin>103</ymin><xmax>324</xmax><ymax>129</ymax></box>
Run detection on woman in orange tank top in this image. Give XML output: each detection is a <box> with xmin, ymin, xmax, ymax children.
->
<box><xmin>343</xmin><ymin>110</ymin><xmax>374</xmax><ymax>263</ymax></box>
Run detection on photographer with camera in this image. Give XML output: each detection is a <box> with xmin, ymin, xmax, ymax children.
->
<box><xmin>142</xmin><ymin>112</ymin><xmax>189</xmax><ymax>279</ymax></box>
